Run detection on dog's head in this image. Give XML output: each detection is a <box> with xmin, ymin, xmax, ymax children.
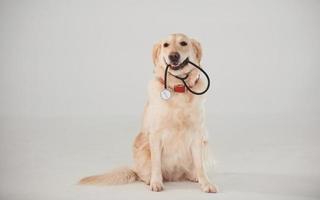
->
<box><xmin>152</xmin><ymin>33</ymin><xmax>202</xmax><ymax>75</ymax></box>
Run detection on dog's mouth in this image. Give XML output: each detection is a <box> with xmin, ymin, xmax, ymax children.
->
<box><xmin>164</xmin><ymin>57</ymin><xmax>189</xmax><ymax>71</ymax></box>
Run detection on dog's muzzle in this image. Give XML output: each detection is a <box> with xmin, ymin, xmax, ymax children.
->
<box><xmin>164</xmin><ymin>57</ymin><xmax>190</xmax><ymax>71</ymax></box>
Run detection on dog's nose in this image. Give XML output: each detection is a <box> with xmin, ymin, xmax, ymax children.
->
<box><xmin>168</xmin><ymin>52</ymin><xmax>180</xmax><ymax>63</ymax></box>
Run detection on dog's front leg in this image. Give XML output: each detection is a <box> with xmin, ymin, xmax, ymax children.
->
<box><xmin>149</xmin><ymin>132</ymin><xmax>163</xmax><ymax>192</ymax></box>
<box><xmin>191</xmin><ymin>137</ymin><xmax>217</xmax><ymax>193</ymax></box>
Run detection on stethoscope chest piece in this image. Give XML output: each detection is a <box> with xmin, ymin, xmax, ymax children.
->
<box><xmin>160</xmin><ymin>89</ymin><xmax>171</xmax><ymax>100</ymax></box>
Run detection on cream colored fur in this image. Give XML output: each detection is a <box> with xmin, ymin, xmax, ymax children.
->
<box><xmin>79</xmin><ymin>33</ymin><xmax>217</xmax><ymax>193</ymax></box>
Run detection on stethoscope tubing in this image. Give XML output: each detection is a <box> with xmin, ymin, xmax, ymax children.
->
<box><xmin>164</xmin><ymin>59</ymin><xmax>211</xmax><ymax>95</ymax></box>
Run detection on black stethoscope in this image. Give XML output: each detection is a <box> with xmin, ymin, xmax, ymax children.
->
<box><xmin>160</xmin><ymin>57</ymin><xmax>211</xmax><ymax>100</ymax></box>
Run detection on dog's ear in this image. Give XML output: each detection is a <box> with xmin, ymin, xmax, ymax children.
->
<box><xmin>152</xmin><ymin>42</ymin><xmax>161</xmax><ymax>66</ymax></box>
<box><xmin>191</xmin><ymin>39</ymin><xmax>202</xmax><ymax>62</ymax></box>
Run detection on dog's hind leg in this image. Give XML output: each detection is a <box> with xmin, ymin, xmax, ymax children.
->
<box><xmin>132</xmin><ymin>132</ymin><xmax>151</xmax><ymax>185</ymax></box>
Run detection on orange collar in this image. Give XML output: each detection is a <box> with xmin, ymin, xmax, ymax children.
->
<box><xmin>157</xmin><ymin>76</ymin><xmax>199</xmax><ymax>93</ymax></box>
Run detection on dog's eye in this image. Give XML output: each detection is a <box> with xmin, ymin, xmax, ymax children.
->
<box><xmin>180</xmin><ymin>41</ymin><xmax>188</xmax><ymax>46</ymax></box>
<box><xmin>163</xmin><ymin>43</ymin><xmax>169</xmax><ymax>48</ymax></box>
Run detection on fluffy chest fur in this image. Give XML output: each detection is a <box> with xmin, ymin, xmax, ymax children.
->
<box><xmin>141</xmin><ymin>79</ymin><xmax>206</xmax><ymax>180</ymax></box>
<box><xmin>143</xmin><ymin>79</ymin><xmax>205</xmax><ymax>133</ymax></box>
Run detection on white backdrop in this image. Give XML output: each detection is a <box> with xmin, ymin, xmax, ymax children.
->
<box><xmin>1</xmin><ymin>0</ymin><xmax>319</xmax><ymax>117</ymax></box>
<box><xmin>1</xmin><ymin>1</ymin><xmax>320</xmax><ymax>200</ymax></box>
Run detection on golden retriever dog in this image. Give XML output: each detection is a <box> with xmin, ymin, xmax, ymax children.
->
<box><xmin>79</xmin><ymin>33</ymin><xmax>217</xmax><ymax>193</ymax></box>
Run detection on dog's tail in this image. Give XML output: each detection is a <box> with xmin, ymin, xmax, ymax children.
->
<box><xmin>79</xmin><ymin>166</ymin><xmax>137</xmax><ymax>185</ymax></box>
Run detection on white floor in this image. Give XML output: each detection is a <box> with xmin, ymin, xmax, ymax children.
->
<box><xmin>1</xmin><ymin>114</ymin><xmax>319</xmax><ymax>200</ymax></box>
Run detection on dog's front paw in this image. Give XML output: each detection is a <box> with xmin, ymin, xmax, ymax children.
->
<box><xmin>201</xmin><ymin>183</ymin><xmax>217</xmax><ymax>193</ymax></box>
<box><xmin>150</xmin><ymin>181</ymin><xmax>164</xmax><ymax>192</ymax></box>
